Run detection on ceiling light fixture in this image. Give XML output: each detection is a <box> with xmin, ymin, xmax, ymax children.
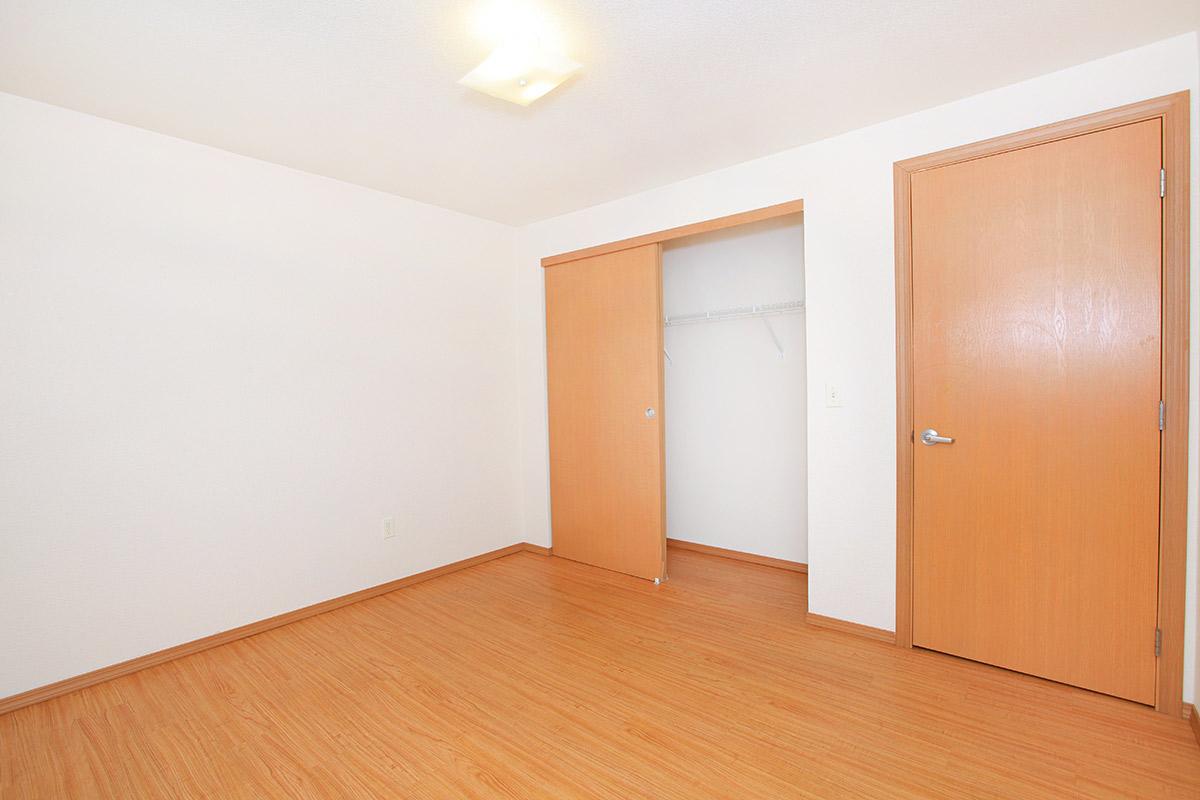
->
<box><xmin>459</xmin><ymin>2</ymin><xmax>580</xmax><ymax>106</ymax></box>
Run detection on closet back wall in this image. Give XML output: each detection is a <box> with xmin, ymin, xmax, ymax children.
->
<box><xmin>663</xmin><ymin>218</ymin><xmax>807</xmax><ymax>563</ymax></box>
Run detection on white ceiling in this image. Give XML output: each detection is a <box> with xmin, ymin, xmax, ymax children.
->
<box><xmin>2</xmin><ymin>1</ymin><xmax>1197</xmax><ymax>225</ymax></box>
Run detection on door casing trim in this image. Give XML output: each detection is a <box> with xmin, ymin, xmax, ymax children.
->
<box><xmin>892</xmin><ymin>92</ymin><xmax>1191</xmax><ymax>716</ymax></box>
<box><xmin>541</xmin><ymin>200</ymin><xmax>804</xmax><ymax>267</ymax></box>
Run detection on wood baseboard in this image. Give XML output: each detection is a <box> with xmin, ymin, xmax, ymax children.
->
<box><xmin>1187</xmin><ymin>704</ymin><xmax>1200</xmax><ymax>752</ymax></box>
<box><xmin>806</xmin><ymin>612</ymin><xmax>896</xmax><ymax>644</ymax></box>
<box><xmin>666</xmin><ymin>538</ymin><xmax>807</xmax><ymax>573</ymax></box>
<box><xmin>0</xmin><ymin>541</ymin><xmax>549</xmax><ymax>717</ymax></box>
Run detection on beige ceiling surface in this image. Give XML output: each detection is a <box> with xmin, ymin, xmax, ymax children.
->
<box><xmin>1</xmin><ymin>1</ymin><xmax>1196</xmax><ymax>224</ymax></box>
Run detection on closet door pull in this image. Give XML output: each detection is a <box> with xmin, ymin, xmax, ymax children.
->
<box><xmin>645</xmin><ymin>407</ymin><xmax>657</xmax><ymax>419</ymax></box>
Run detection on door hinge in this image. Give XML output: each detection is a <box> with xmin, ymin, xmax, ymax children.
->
<box><xmin>1155</xmin><ymin>628</ymin><xmax>1162</xmax><ymax>657</ymax></box>
<box><xmin>1161</xmin><ymin>168</ymin><xmax>1166</xmax><ymax>198</ymax></box>
<box><xmin>1159</xmin><ymin>401</ymin><xmax>1165</xmax><ymax>431</ymax></box>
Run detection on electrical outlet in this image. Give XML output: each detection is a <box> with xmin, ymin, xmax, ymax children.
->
<box><xmin>382</xmin><ymin>517</ymin><xmax>396</xmax><ymax>540</ymax></box>
<box><xmin>825</xmin><ymin>383</ymin><xmax>844</xmax><ymax>408</ymax></box>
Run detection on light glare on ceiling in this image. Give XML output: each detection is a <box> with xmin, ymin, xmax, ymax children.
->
<box><xmin>472</xmin><ymin>0</ymin><xmax>565</xmax><ymax>52</ymax></box>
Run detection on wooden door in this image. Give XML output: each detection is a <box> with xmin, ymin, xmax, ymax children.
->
<box><xmin>910</xmin><ymin>120</ymin><xmax>1163</xmax><ymax>704</ymax></box>
<box><xmin>545</xmin><ymin>244</ymin><xmax>666</xmax><ymax>581</ymax></box>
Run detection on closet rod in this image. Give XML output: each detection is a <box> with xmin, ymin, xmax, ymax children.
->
<box><xmin>664</xmin><ymin>300</ymin><xmax>804</xmax><ymax>327</ymax></box>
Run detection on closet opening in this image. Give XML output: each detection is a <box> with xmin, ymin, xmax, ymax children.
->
<box><xmin>541</xmin><ymin>199</ymin><xmax>805</xmax><ymax>584</ymax></box>
<box><xmin>662</xmin><ymin>213</ymin><xmax>807</xmax><ymax>576</ymax></box>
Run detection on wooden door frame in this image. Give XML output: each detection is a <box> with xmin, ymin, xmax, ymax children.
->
<box><xmin>540</xmin><ymin>199</ymin><xmax>804</xmax><ymax>267</ymax></box>
<box><xmin>893</xmin><ymin>91</ymin><xmax>1190</xmax><ymax>716</ymax></box>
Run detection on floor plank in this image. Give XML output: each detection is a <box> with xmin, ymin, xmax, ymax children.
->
<box><xmin>2</xmin><ymin>549</ymin><xmax>1197</xmax><ymax>798</ymax></box>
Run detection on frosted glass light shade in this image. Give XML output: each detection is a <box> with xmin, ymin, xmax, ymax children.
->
<box><xmin>459</xmin><ymin>41</ymin><xmax>581</xmax><ymax>106</ymax></box>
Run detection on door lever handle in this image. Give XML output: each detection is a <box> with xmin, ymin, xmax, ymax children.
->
<box><xmin>920</xmin><ymin>428</ymin><xmax>954</xmax><ymax>446</ymax></box>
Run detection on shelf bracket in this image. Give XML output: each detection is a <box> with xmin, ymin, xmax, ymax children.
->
<box><xmin>762</xmin><ymin>317</ymin><xmax>784</xmax><ymax>359</ymax></box>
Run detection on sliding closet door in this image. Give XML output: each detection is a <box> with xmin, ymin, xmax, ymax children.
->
<box><xmin>545</xmin><ymin>244</ymin><xmax>666</xmax><ymax>581</ymax></box>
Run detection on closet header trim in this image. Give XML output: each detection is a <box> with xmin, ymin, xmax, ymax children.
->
<box><xmin>540</xmin><ymin>199</ymin><xmax>804</xmax><ymax>268</ymax></box>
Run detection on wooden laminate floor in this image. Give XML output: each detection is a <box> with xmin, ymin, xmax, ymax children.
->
<box><xmin>2</xmin><ymin>549</ymin><xmax>1198</xmax><ymax>798</ymax></box>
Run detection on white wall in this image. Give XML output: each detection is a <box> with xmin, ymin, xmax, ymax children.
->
<box><xmin>0</xmin><ymin>92</ymin><xmax>522</xmax><ymax>699</ymax></box>
<box><xmin>662</xmin><ymin>217</ymin><xmax>807</xmax><ymax>563</ymax></box>
<box><xmin>516</xmin><ymin>34</ymin><xmax>1200</xmax><ymax>701</ymax></box>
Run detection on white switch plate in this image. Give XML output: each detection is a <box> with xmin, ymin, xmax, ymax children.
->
<box><xmin>382</xmin><ymin>517</ymin><xmax>396</xmax><ymax>539</ymax></box>
<box><xmin>825</xmin><ymin>383</ymin><xmax>844</xmax><ymax>408</ymax></box>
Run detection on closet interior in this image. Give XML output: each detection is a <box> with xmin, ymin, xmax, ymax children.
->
<box><xmin>662</xmin><ymin>214</ymin><xmax>807</xmax><ymax>570</ymax></box>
